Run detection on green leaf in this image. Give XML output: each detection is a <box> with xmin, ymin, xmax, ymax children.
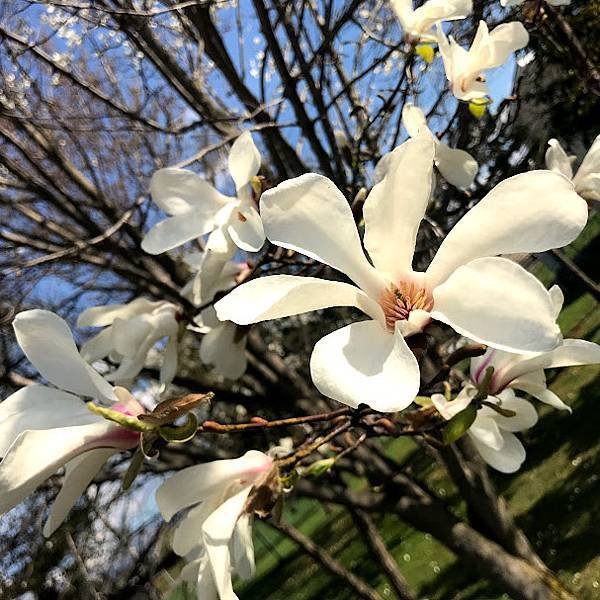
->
<box><xmin>443</xmin><ymin>404</ymin><xmax>477</xmax><ymax>444</ymax></box>
<box><xmin>122</xmin><ymin>448</ymin><xmax>145</xmax><ymax>491</ymax></box>
<box><xmin>159</xmin><ymin>413</ymin><xmax>198</xmax><ymax>443</ymax></box>
<box><xmin>481</xmin><ymin>400</ymin><xmax>517</xmax><ymax>418</ymax></box>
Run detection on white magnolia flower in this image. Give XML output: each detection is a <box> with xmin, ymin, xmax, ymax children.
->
<box><xmin>183</xmin><ymin>253</ymin><xmax>250</xmax><ymax>380</ymax></box>
<box><xmin>470</xmin><ymin>286</ymin><xmax>600</xmax><ymax>412</ymax></box>
<box><xmin>545</xmin><ymin>135</ymin><xmax>600</xmax><ymax>202</ymax></box>
<box><xmin>432</xmin><ymin>387</ymin><xmax>538</xmax><ymax>473</ymax></box>
<box><xmin>156</xmin><ymin>450</ymin><xmax>274</xmax><ymax>600</ymax></box>
<box><xmin>376</xmin><ymin>103</ymin><xmax>478</xmax><ymax>188</ymax></box>
<box><xmin>78</xmin><ymin>298</ymin><xmax>179</xmax><ymax>389</ymax></box>
<box><xmin>141</xmin><ymin>131</ymin><xmax>265</xmax><ymax>255</ymax></box>
<box><xmin>216</xmin><ymin>136</ymin><xmax>587</xmax><ymax>412</ymax></box>
<box><xmin>501</xmin><ymin>0</ymin><xmax>570</xmax><ymax>6</ymax></box>
<box><xmin>0</xmin><ymin>310</ymin><xmax>144</xmax><ymax>535</ymax></box>
<box><xmin>391</xmin><ymin>0</ymin><xmax>472</xmax><ymax>43</ymax></box>
<box><xmin>437</xmin><ymin>20</ymin><xmax>529</xmax><ymax>101</ymax></box>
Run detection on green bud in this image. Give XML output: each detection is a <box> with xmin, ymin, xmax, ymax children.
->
<box><xmin>414</xmin><ymin>395</ymin><xmax>433</xmax><ymax>407</ymax></box>
<box><xmin>443</xmin><ymin>404</ymin><xmax>477</xmax><ymax>444</ymax></box>
<box><xmin>87</xmin><ymin>403</ymin><xmax>155</xmax><ymax>433</ymax></box>
<box><xmin>303</xmin><ymin>457</ymin><xmax>336</xmax><ymax>479</ymax></box>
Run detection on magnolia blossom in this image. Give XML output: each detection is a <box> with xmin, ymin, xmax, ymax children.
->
<box><xmin>77</xmin><ymin>298</ymin><xmax>179</xmax><ymax>389</ymax></box>
<box><xmin>156</xmin><ymin>450</ymin><xmax>274</xmax><ymax>600</ymax></box>
<box><xmin>437</xmin><ymin>20</ymin><xmax>529</xmax><ymax>101</ymax></box>
<box><xmin>470</xmin><ymin>285</ymin><xmax>600</xmax><ymax>412</ymax></box>
<box><xmin>390</xmin><ymin>0</ymin><xmax>472</xmax><ymax>43</ymax></box>
<box><xmin>183</xmin><ymin>253</ymin><xmax>250</xmax><ymax>379</ymax></box>
<box><xmin>545</xmin><ymin>135</ymin><xmax>600</xmax><ymax>201</ymax></box>
<box><xmin>141</xmin><ymin>131</ymin><xmax>265</xmax><ymax>256</ymax></box>
<box><xmin>0</xmin><ymin>310</ymin><xmax>144</xmax><ymax>535</ymax></box>
<box><xmin>216</xmin><ymin>136</ymin><xmax>587</xmax><ymax>412</ymax></box>
<box><xmin>376</xmin><ymin>103</ymin><xmax>478</xmax><ymax>188</ymax></box>
<box><xmin>432</xmin><ymin>387</ymin><xmax>538</xmax><ymax>473</ymax></box>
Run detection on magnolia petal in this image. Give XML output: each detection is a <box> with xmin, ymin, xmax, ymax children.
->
<box><xmin>480</xmin><ymin>390</ymin><xmax>538</xmax><ymax>432</ymax></box>
<box><xmin>260</xmin><ymin>173</ymin><xmax>384</xmax><ymax>298</ymax></box>
<box><xmin>469</xmin><ymin>415</ymin><xmax>504</xmax><ymax>451</ymax></box>
<box><xmin>226</xmin><ymin>204</ymin><xmax>265</xmax><ymax>252</ymax></box>
<box><xmin>13</xmin><ymin>310</ymin><xmax>115</xmax><ymax>401</ymax></box>
<box><xmin>79</xmin><ymin>327</ymin><xmax>114</xmax><ymax>363</ymax></box>
<box><xmin>549</xmin><ymin>285</ymin><xmax>564</xmax><ymax>319</ymax></box>
<box><xmin>545</xmin><ymin>139</ymin><xmax>574</xmax><ymax>179</ymax></box>
<box><xmin>160</xmin><ymin>335</ymin><xmax>179</xmax><ymax>389</ymax></box>
<box><xmin>432</xmin><ymin>257</ymin><xmax>562</xmax><ymax>354</ymax></box>
<box><xmin>484</xmin><ymin>21</ymin><xmax>529</xmax><ymax>70</ymax></box>
<box><xmin>363</xmin><ymin>136</ymin><xmax>435</xmax><ymax>280</ymax></box>
<box><xmin>43</xmin><ymin>447</ymin><xmax>116</xmax><ymax>537</ymax></box>
<box><xmin>141</xmin><ymin>212</ymin><xmax>218</xmax><ymax>255</ymax></box>
<box><xmin>435</xmin><ymin>142</ymin><xmax>478</xmax><ymax>189</ymax></box>
<box><xmin>402</xmin><ymin>103</ymin><xmax>428</xmax><ymax>137</ymax></box>
<box><xmin>426</xmin><ymin>171</ymin><xmax>587</xmax><ymax>287</ymax></box>
<box><xmin>203</xmin><ymin>485</ymin><xmax>253</xmax><ymax>600</ymax></box>
<box><xmin>510</xmin><ymin>377</ymin><xmax>571</xmax><ymax>412</ymax></box>
<box><xmin>150</xmin><ymin>168</ymin><xmax>229</xmax><ymax>216</ymax></box>
<box><xmin>0</xmin><ymin>421</ymin><xmax>118</xmax><ymax>514</ymax></box>
<box><xmin>470</xmin><ymin>429</ymin><xmax>526</xmax><ymax>473</ymax></box>
<box><xmin>172</xmin><ymin>494</ymin><xmax>224</xmax><ymax>556</ymax></box>
<box><xmin>431</xmin><ymin>388</ymin><xmax>472</xmax><ymax>421</ymax></box>
<box><xmin>77</xmin><ymin>298</ymin><xmax>159</xmax><ymax>328</ymax></box>
<box><xmin>574</xmin><ymin>134</ymin><xmax>600</xmax><ymax>200</ymax></box>
<box><xmin>309</xmin><ymin>320</ymin><xmax>420</xmax><ymax>412</ymax></box>
<box><xmin>0</xmin><ymin>385</ymin><xmax>100</xmax><ymax>456</ymax></box>
<box><xmin>228</xmin><ymin>131</ymin><xmax>261</xmax><ymax>192</ymax></box>
<box><xmin>156</xmin><ymin>450</ymin><xmax>272</xmax><ymax>521</ymax></box>
<box><xmin>200</xmin><ymin>322</ymin><xmax>247</xmax><ymax>380</ymax></box>
<box><xmin>215</xmin><ymin>275</ymin><xmax>384</xmax><ymax>326</ymax></box>
<box><xmin>232</xmin><ymin>514</ymin><xmax>255</xmax><ymax>580</ymax></box>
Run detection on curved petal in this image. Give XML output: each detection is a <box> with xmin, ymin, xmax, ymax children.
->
<box><xmin>13</xmin><ymin>310</ymin><xmax>115</xmax><ymax>401</ymax></box>
<box><xmin>200</xmin><ymin>322</ymin><xmax>247</xmax><ymax>380</ymax></box>
<box><xmin>232</xmin><ymin>513</ymin><xmax>255</xmax><ymax>580</ymax></box>
<box><xmin>172</xmin><ymin>494</ymin><xmax>224</xmax><ymax>556</ymax></box>
<box><xmin>470</xmin><ymin>415</ymin><xmax>504</xmax><ymax>451</ymax></box>
<box><xmin>79</xmin><ymin>327</ymin><xmax>114</xmax><ymax>363</ymax></box>
<box><xmin>426</xmin><ymin>171</ymin><xmax>587</xmax><ymax>287</ymax></box>
<box><xmin>228</xmin><ymin>131</ymin><xmax>261</xmax><ymax>191</ymax></box>
<box><xmin>411</xmin><ymin>0</ymin><xmax>472</xmax><ymax>35</ymax></box>
<box><xmin>309</xmin><ymin>320</ymin><xmax>420</xmax><ymax>411</ymax></box>
<box><xmin>77</xmin><ymin>298</ymin><xmax>159</xmax><ymax>328</ymax></box>
<box><xmin>260</xmin><ymin>174</ymin><xmax>384</xmax><ymax>299</ymax></box>
<box><xmin>545</xmin><ymin>139</ymin><xmax>573</xmax><ymax>179</ymax></box>
<box><xmin>510</xmin><ymin>375</ymin><xmax>571</xmax><ymax>412</ymax></box>
<box><xmin>215</xmin><ymin>275</ymin><xmax>384</xmax><ymax>326</ymax></box>
<box><xmin>432</xmin><ymin>257</ymin><xmax>562</xmax><ymax>354</ymax></box>
<box><xmin>480</xmin><ymin>390</ymin><xmax>538</xmax><ymax>432</ymax></box>
<box><xmin>470</xmin><ymin>429</ymin><xmax>526</xmax><ymax>473</ymax></box>
<box><xmin>0</xmin><ymin>385</ymin><xmax>100</xmax><ymax>456</ymax></box>
<box><xmin>150</xmin><ymin>168</ymin><xmax>230</xmax><ymax>216</ymax></box>
<box><xmin>156</xmin><ymin>450</ymin><xmax>272</xmax><ymax>521</ymax></box>
<box><xmin>363</xmin><ymin>136</ymin><xmax>435</xmax><ymax>280</ymax></box>
<box><xmin>141</xmin><ymin>212</ymin><xmax>218</xmax><ymax>255</ymax></box>
<box><xmin>435</xmin><ymin>142</ymin><xmax>478</xmax><ymax>189</ymax></box>
<box><xmin>160</xmin><ymin>335</ymin><xmax>179</xmax><ymax>389</ymax></box>
<box><xmin>483</xmin><ymin>22</ymin><xmax>529</xmax><ymax>70</ymax></box>
<box><xmin>549</xmin><ymin>284</ymin><xmax>564</xmax><ymax>319</ymax></box>
<box><xmin>574</xmin><ymin>134</ymin><xmax>600</xmax><ymax>200</ymax></box>
<box><xmin>402</xmin><ymin>103</ymin><xmax>429</xmax><ymax>138</ymax></box>
<box><xmin>43</xmin><ymin>447</ymin><xmax>116</xmax><ymax>537</ymax></box>
<box><xmin>226</xmin><ymin>204</ymin><xmax>265</xmax><ymax>252</ymax></box>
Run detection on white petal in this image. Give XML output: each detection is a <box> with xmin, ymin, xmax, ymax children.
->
<box><xmin>0</xmin><ymin>421</ymin><xmax>118</xmax><ymax>514</ymax></box>
<box><xmin>77</xmin><ymin>298</ymin><xmax>160</xmax><ymax>328</ymax></box>
<box><xmin>141</xmin><ymin>212</ymin><xmax>218</xmax><ymax>255</ymax></box>
<box><xmin>510</xmin><ymin>376</ymin><xmax>571</xmax><ymax>412</ymax></box>
<box><xmin>426</xmin><ymin>171</ymin><xmax>587</xmax><ymax>287</ymax></box>
<box><xmin>363</xmin><ymin>136</ymin><xmax>435</xmax><ymax>280</ymax></box>
<box><xmin>200</xmin><ymin>322</ymin><xmax>247</xmax><ymax>380</ymax></box>
<box><xmin>215</xmin><ymin>275</ymin><xmax>384</xmax><ymax>326</ymax></box>
<box><xmin>203</xmin><ymin>486</ymin><xmax>253</xmax><ymax>600</ymax></box>
<box><xmin>150</xmin><ymin>168</ymin><xmax>229</xmax><ymax>216</ymax></box>
<box><xmin>231</xmin><ymin>513</ymin><xmax>255</xmax><ymax>580</ymax></box>
<box><xmin>469</xmin><ymin>415</ymin><xmax>504</xmax><ymax>451</ymax></box>
<box><xmin>79</xmin><ymin>327</ymin><xmax>114</xmax><ymax>363</ymax></box>
<box><xmin>549</xmin><ymin>285</ymin><xmax>564</xmax><ymax>319</ymax></box>
<box><xmin>43</xmin><ymin>448</ymin><xmax>115</xmax><ymax>536</ymax></box>
<box><xmin>0</xmin><ymin>385</ymin><xmax>100</xmax><ymax>456</ymax></box>
<box><xmin>226</xmin><ymin>204</ymin><xmax>265</xmax><ymax>252</ymax></box>
<box><xmin>435</xmin><ymin>142</ymin><xmax>478</xmax><ymax>189</ymax></box>
<box><xmin>574</xmin><ymin>134</ymin><xmax>600</xmax><ymax>200</ymax></box>
<box><xmin>156</xmin><ymin>450</ymin><xmax>272</xmax><ymax>521</ymax></box>
<box><xmin>160</xmin><ymin>335</ymin><xmax>179</xmax><ymax>389</ymax></box>
<box><xmin>431</xmin><ymin>387</ymin><xmax>473</xmax><ymax>421</ymax></box>
<box><xmin>13</xmin><ymin>310</ymin><xmax>115</xmax><ymax>401</ymax></box>
<box><xmin>483</xmin><ymin>390</ymin><xmax>538</xmax><ymax>432</ymax></box>
<box><xmin>260</xmin><ymin>174</ymin><xmax>384</xmax><ymax>298</ymax></box>
<box><xmin>470</xmin><ymin>429</ymin><xmax>526</xmax><ymax>473</ymax></box>
<box><xmin>309</xmin><ymin>321</ymin><xmax>420</xmax><ymax>412</ymax></box>
<box><xmin>545</xmin><ymin>139</ymin><xmax>574</xmax><ymax>179</ymax></box>
<box><xmin>483</xmin><ymin>22</ymin><xmax>529</xmax><ymax>70</ymax></box>
<box><xmin>402</xmin><ymin>103</ymin><xmax>429</xmax><ymax>138</ymax></box>
<box><xmin>228</xmin><ymin>131</ymin><xmax>261</xmax><ymax>192</ymax></box>
<box><xmin>432</xmin><ymin>257</ymin><xmax>562</xmax><ymax>354</ymax></box>
<box><xmin>411</xmin><ymin>0</ymin><xmax>472</xmax><ymax>35</ymax></box>
<box><xmin>172</xmin><ymin>494</ymin><xmax>224</xmax><ymax>556</ymax></box>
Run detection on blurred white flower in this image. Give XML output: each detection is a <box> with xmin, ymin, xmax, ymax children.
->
<box><xmin>142</xmin><ymin>131</ymin><xmax>264</xmax><ymax>255</ymax></box>
<box><xmin>216</xmin><ymin>136</ymin><xmax>587</xmax><ymax>412</ymax></box>
<box><xmin>156</xmin><ymin>450</ymin><xmax>275</xmax><ymax>600</ymax></box>
<box><xmin>391</xmin><ymin>0</ymin><xmax>472</xmax><ymax>43</ymax></box>
<box><xmin>77</xmin><ymin>298</ymin><xmax>179</xmax><ymax>389</ymax></box>
<box><xmin>545</xmin><ymin>135</ymin><xmax>600</xmax><ymax>201</ymax></box>
<box><xmin>0</xmin><ymin>310</ymin><xmax>144</xmax><ymax>535</ymax></box>
<box><xmin>437</xmin><ymin>20</ymin><xmax>529</xmax><ymax>101</ymax></box>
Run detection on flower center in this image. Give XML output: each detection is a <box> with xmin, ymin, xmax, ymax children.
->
<box><xmin>379</xmin><ymin>281</ymin><xmax>433</xmax><ymax>332</ymax></box>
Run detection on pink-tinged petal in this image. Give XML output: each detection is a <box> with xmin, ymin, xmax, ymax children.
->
<box><xmin>13</xmin><ymin>310</ymin><xmax>115</xmax><ymax>401</ymax></box>
<box><xmin>0</xmin><ymin>385</ymin><xmax>99</xmax><ymax>456</ymax></box>
<box><xmin>43</xmin><ymin>447</ymin><xmax>116</xmax><ymax>536</ymax></box>
<box><xmin>156</xmin><ymin>450</ymin><xmax>272</xmax><ymax>521</ymax></box>
<box><xmin>215</xmin><ymin>275</ymin><xmax>384</xmax><ymax>326</ymax></box>
<box><xmin>309</xmin><ymin>320</ymin><xmax>420</xmax><ymax>412</ymax></box>
<box><xmin>228</xmin><ymin>131</ymin><xmax>261</xmax><ymax>192</ymax></box>
<box><xmin>363</xmin><ymin>136</ymin><xmax>435</xmax><ymax>280</ymax></box>
<box><xmin>426</xmin><ymin>171</ymin><xmax>587</xmax><ymax>288</ymax></box>
<box><xmin>432</xmin><ymin>257</ymin><xmax>562</xmax><ymax>354</ymax></box>
<box><xmin>260</xmin><ymin>174</ymin><xmax>385</xmax><ymax>299</ymax></box>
